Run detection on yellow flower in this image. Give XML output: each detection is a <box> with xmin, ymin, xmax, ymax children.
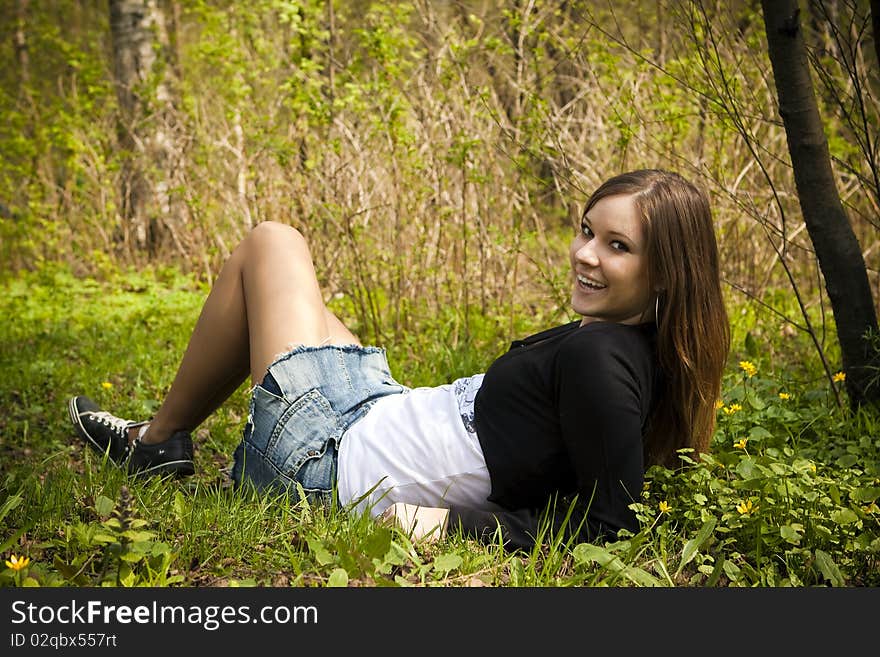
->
<box><xmin>101</xmin><ymin>381</ymin><xmax>113</xmax><ymax>389</ymax></box>
<box><xmin>714</xmin><ymin>399</ymin><xmax>724</xmax><ymax>410</ymax></box>
<box><xmin>862</xmin><ymin>503</ymin><xmax>879</xmax><ymax>514</ymax></box>
<box><xmin>5</xmin><ymin>555</ymin><xmax>30</xmax><ymax>571</ymax></box>
<box><xmin>734</xmin><ymin>438</ymin><xmax>748</xmax><ymax>450</ymax></box>
<box><xmin>658</xmin><ymin>501</ymin><xmax>671</xmax><ymax>513</ymax></box>
<box><xmin>778</xmin><ymin>392</ymin><xmax>791</xmax><ymax>400</ymax></box>
<box><xmin>736</xmin><ymin>499</ymin><xmax>755</xmax><ymax>515</ymax></box>
<box><xmin>739</xmin><ymin>361</ymin><xmax>757</xmax><ymax>378</ymax></box>
<box><xmin>809</xmin><ymin>462</ymin><xmax>817</xmax><ymax>473</ymax></box>
<box><xmin>832</xmin><ymin>371</ymin><xmax>846</xmax><ymax>383</ymax></box>
<box><xmin>723</xmin><ymin>403</ymin><xmax>742</xmax><ymax>415</ymax></box>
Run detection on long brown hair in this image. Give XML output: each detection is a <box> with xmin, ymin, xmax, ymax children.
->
<box><xmin>583</xmin><ymin>169</ymin><xmax>730</xmax><ymax>468</ymax></box>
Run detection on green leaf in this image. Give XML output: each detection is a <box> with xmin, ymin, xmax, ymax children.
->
<box><xmin>738</xmin><ymin>478</ymin><xmax>767</xmax><ymax>492</ymax></box>
<box><xmin>572</xmin><ymin>543</ymin><xmax>661</xmax><ymax>587</ymax></box>
<box><xmin>572</xmin><ymin>543</ymin><xmax>602</xmax><ymax>565</ymax></box>
<box><xmin>735</xmin><ymin>458</ymin><xmax>756</xmax><ymax>479</ymax></box>
<box><xmin>746</xmin><ymin>391</ymin><xmax>765</xmax><ymax>411</ymax></box>
<box><xmin>53</xmin><ymin>556</ymin><xmax>85</xmax><ymax>584</ymax></box>
<box><xmin>780</xmin><ymin>525</ymin><xmax>802</xmax><ymax>545</ymax></box>
<box><xmin>851</xmin><ymin>487</ymin><xmax>880</xmax><ymax>503</ymax></box>
<box><xmin>327</xmin><ymin>568</ymin><xmax>349</xmax><ymax>587</ymax></box>
<box><xmin>722</xmin><ymin>559</ymin><xmax>741</xmax><ymax>582</ymax></box>
<box><xmin>814</xmin><ymin>550</ymin><xmax>844</xmax><ymax>587</ymax></box>
<box><xmin>363</xmin><ymin>528</ymin><xmax>392</xmax><ymax>560</ymax></box>
<box><xmin>830</xmin><ymin>509</ymin><xmax>859</xmax><ymax>525</ymax></box>
<box><xmin>744</xmin><ymin>331</ymin><xmax>759</xmax><ymax>356</ymax></box>
<box><xmin>394</xmin><ymin>574</ymin><xmax>414</xmax><ymax>587</ymax></box>
<box><xmin>0</xmin><ymin>493</ymin><xmax>22</xmax><ymax>524</ymax></box>
<box><xmin>433</xmin><ymin>553</ymin><xmax>463</xmax><ymax>573</ymax></box>
<box><xmin>91</xmin><ymin>531</ymin><xmax>118</xmax><ymax>545</ymax></box>
<box><xmin>748</xmin><ymin>426</ymin><xmax>773</xmax><ymax>441</ymax></box>
<box><xmin>383</xmin><ymin>541</ymin><xmax>409</xmax><ymax>566</ymax></box>
<box><xmin>228</xmin><ymin>579</ymin><xmax>258</xmax><ymax>587</ymax></box>
<box><xmin>307</xmin><ymin>538</ymin><xmax>336</xmax><ymax>566</ymax></box>
<box><xmin>828</xmin><ymin>485</ymin><xmax>842</xmax><ymax>505</ymax></box>
<box><xmin>96</xmin><ymin>495</ymin><xmax>115</xmax><ymax>517</ymax></box>
<box><xmin>172</xmin><ymin>491</ymin><xmax>187</xmax><ymax>521</ymax></box>
<box><xmin>102</xmin><ymin>518</ymin><xmax>121</xmax><ymax>530</ymax></box>
<box><xmin>678</xmin><ymin>517</ymin><xmax>716</xmax><ymax>572</ymax></box>
<box><xmin>705</xmin><ymin>556</ymin><xmax>725</xmax><ymax>587</ymax></box>
<box><xmin>120</xmin><ymin>552</ymin><xmax>143</xmax><ymax>563</ymax></box>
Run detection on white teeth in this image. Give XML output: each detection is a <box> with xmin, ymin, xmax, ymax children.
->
<box><xmin>577</xmin><ymin>274</ymin><xmax>606</xmax><ymax>290</ymax></box>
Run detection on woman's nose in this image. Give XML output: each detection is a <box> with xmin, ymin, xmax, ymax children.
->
<box><xmin>575</xmin><ymin>240</ymin><xmax>600</xmax><ymax>266</ymax></box>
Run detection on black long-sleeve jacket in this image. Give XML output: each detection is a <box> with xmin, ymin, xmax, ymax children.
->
<box><xmin>447</xmin><ymin>320</ymin><xmax>658</xmax><ymax>549</ymax></box>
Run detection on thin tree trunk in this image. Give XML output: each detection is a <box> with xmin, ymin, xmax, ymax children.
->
<box><xmin>233</xmin><ymin>107</ymin><xmax>252</xmax><ymax>231</ymax></box>
<box><xmin>326</xmin><ymin>0</ymin><xmax>335</xmax><ymax>101</ymax></box>
<box><xmin>656</xmin><ymin>0</ymin><xmax>667</xmax><ymax>63</ymax></box>
<box><xmin>168</xmin><ymin>0</ymin><xmax>184</xmax><ymax>82</ymax></box>
<box><xmin>870</xmin><ymin>0</ymin><xmax>880</xmax><ymax>71</ymax></box>
<box><xmin>14</xmin><ymin>0</ymin><xmax>30</xmax><ymax>95</ymax></box>
<box><xmin>761</xmin><ymin>0</ymin><xmax>880</xmax><ymax>407</ymax></box>
<box><xmin>108</xmin><ymin>0</ymin><xmax>180</xmax><ymax>256</ymax></box>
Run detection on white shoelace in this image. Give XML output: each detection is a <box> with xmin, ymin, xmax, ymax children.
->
<box><xmin>91</xmin><ymin>411</ymin><xmax>131</xmax><ymax>433</ymax></box>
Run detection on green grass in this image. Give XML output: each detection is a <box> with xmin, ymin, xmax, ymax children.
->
<box><xmin>1</xmin><ymin>265</ymin><xmax>878</xmax><ymax>587</ymax></box>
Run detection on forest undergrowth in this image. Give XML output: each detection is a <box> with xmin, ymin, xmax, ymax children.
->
<box><xmin>1</xmin><ymin>264</ymin><xmax>878</xmax><ymax>587</ymax></box>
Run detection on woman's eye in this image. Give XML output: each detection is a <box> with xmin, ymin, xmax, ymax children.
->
<box><xmin>581</xmin><ymin>225</ymin><xmax>629</xmax><ymax>252</ymax></box>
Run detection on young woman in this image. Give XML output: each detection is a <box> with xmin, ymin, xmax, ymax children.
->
<box><xmin>69</xmin><ymin>169</ymin><xmax>730</xmax><ymax>549</ymax></box>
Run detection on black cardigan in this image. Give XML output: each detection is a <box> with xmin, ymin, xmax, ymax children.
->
<box><xmin>447</xmin><ymin>320</ymin><xmax>658</xmax><ymax>549</ymax></box>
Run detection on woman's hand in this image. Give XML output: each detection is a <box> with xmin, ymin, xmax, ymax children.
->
<box><xmin>381</xmin><ymin>503</ymin><xmax>449</xmax><ymax>542</ymax></box>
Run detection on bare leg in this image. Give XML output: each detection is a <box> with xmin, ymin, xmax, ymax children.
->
<box><xmin>140</xmin><ymin>221</ymin><xmax>358</xmax><ymax>444</ymax></box>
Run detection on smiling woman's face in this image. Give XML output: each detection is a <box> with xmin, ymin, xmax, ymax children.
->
<box><xmin>569</xmin><ymin>193</ymin><xmax>654</xmax><ymax>326</ymax></box>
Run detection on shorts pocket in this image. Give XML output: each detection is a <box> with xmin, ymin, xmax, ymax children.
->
<box><xmin>268</xmin><ymin>388</ymin><xmax>341</xmax><ymax>478</ymax></box>
<box><xmin>245</xmin><ymin>384</ymin><xmax>287</xmax><ymax>454</ymax></box>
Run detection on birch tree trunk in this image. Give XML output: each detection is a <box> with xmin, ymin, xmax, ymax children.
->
<box><xmin>761</xmin><ymin>0</ymin><xmax>880</xmax><ymax>407</ymax></box>
<box><xmin>108</xmin><ymin>0</ymin><xmax>181</xmax><ymax>256</ymax></box>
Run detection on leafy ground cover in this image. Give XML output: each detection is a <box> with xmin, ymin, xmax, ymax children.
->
<box><xmin>1</xmin><ymin>266</ymin><xmax>878</xmax><ymax>587</ymax></box>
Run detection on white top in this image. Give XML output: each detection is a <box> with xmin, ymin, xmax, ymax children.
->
<box><xmin>336</xmin><ymin>374</ymin><xmax>502</xmax><ymax>517</ymax></box>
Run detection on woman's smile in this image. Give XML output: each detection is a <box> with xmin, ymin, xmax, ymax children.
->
<box><xmin>575</xmin><ymin>273</ymin><xmax>607</xmax><ymax>292</ymax></box>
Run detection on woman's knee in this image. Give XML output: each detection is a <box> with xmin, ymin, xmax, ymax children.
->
<box><xmin>246</xmin><ymin>221</ymin><xmax>310</xmax><ymax>257</ymax></box>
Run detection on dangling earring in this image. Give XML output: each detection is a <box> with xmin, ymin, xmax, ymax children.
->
<box><xmin>654</xmin><ymin>295</ymin><xmax>661</xmax><ymax>327</ymax></box>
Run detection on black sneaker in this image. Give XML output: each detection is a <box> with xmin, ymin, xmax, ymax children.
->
<box><xmin>68</xmin><ymin>395</ymin><xmax>145</xmax><ymax>464</ymax></box>
<box><xmin>129</xmin><ymin>431</ymin><xmax>195</xmax><ymax>478</ymax></box>
<box><xmin>68</xmin><ymin>396</ymin><xmax>195</xmax><ymax>478</ymax></box>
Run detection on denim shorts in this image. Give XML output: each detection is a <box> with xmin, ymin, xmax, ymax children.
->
<box><xmin>231</xmin><ymin>345</ymin><xmax>407</xmax><ymax>504</ymax></box>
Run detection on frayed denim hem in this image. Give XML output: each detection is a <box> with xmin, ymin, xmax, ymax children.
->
<box><xmin>251</xmin><ymin>343</ymin><xmax>386</xmax><ymax>393</ymax></box>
